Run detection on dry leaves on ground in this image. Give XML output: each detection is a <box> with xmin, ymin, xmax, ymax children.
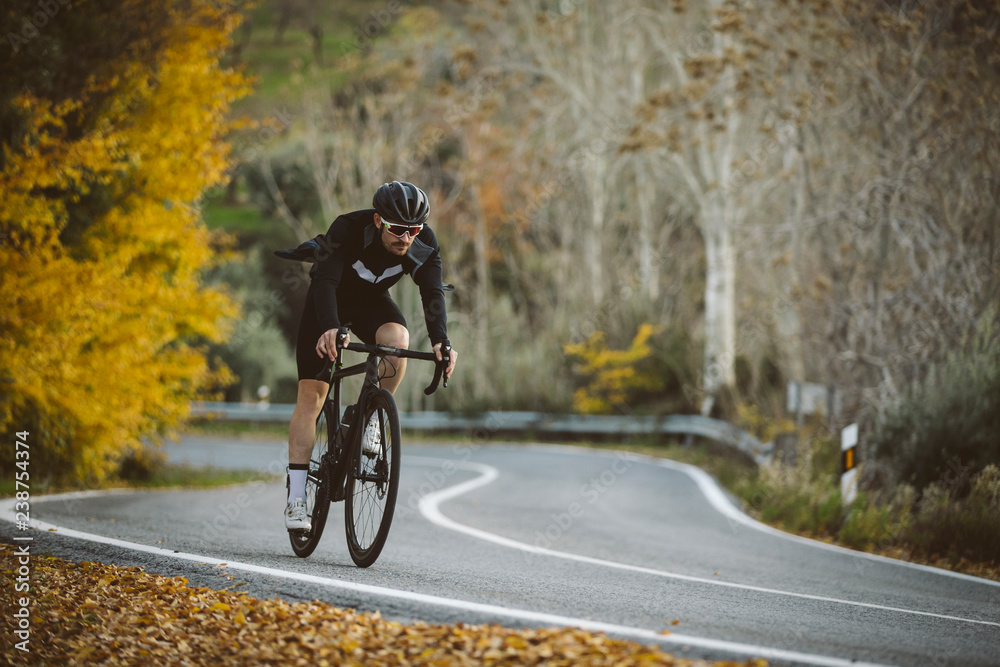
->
<box><xmin>1</xmin><ymin>544</ymin><xmax>767</xmax><ymax>666</ymax></box>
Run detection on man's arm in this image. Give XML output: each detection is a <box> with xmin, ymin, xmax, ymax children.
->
<box><xmin>415</xmin><ymin>250</ymin><xmax>448</xmax><ymax>345</ymax></box>
<box><xmin>415</xmin><ymin>249</ymin><xmax>458</xmax><ymax>379</ymax></box>
<box><xmin>411</xmin><ymin>228</ymin><xmax>456</xmax><ymax>379</ymax></box>
<box><xmin>312</xmin><ymin>218</ymin><xmax>350</xmax><ymax>357</ymax></box>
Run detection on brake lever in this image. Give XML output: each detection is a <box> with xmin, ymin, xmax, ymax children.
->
<box><xmin>441</xmin><ymin>341</ymin><xmax>451</xmax><ymax>389</ymax></box>
<box><xmin>423</xmin><ymin>340</ymin><xmax>452</xmax><ymax>395</ymax></box>
<box><xmin>314</xmin><ymin>327</ymin><xmax>350</xmax><ymax>383</ymax></box>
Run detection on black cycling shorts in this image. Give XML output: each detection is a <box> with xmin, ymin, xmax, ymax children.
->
<box><xmin>295</xmin><ymin>285</ymin><xmax>407</xmax><ymax>381</ymax></box>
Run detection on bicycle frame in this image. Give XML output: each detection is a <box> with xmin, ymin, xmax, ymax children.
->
<box><xmin>322</xmin><ymin>351</ymin><xmax>375</xmax><ymax>501</ymax></box>
<box><xmin>315</xmin><ymin>339</ymin><xmax>449</xmax><ymax>500</ymax></box>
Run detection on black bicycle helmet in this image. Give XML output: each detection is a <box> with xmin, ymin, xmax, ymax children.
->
<box><xmin>372</xmin><ymin>181</ymin><xmax>430</xmax><ymax>225</ymax></box>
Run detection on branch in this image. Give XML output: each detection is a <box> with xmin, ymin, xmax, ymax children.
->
<box><xmin>303</xmin><ymin>92</ymin><xmax>339</xmax><ymax>224</ymax></box>
<box><xmin>671</xmin><ymin>151</ymin><xmax>705</xmax><ymax>202</ymax></box>
<box><xmin>258</xmin><ymin>157</ymin><xmax>312</xmax><ymax>243</ymax></box>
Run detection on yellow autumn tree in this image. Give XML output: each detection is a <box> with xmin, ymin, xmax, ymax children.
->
<box><xmin>565</xmin><ymin>324</ymin><xmax>666</xmax><ymax>415</ymax></box>
<box><xmin>0</xmin><ymin>0</ymin><xmax>251</xmax><ymax>485</ymax></box>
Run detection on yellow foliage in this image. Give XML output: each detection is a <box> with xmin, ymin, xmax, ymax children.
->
<box><xmin>565</xmin><ymin>324</ymin><xmax>665</xmax><ymax>414</ymax></box>
<box><xmin>0</xmin><ymin>0</ymin><xmax>249</xmax><ymax>485</ymax></box>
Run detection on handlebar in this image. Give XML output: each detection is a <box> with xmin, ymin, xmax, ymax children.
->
<box><xmin>314</xmin><ymin>337</ymin><xmax>451</xmax><ymax>395</ymax></box>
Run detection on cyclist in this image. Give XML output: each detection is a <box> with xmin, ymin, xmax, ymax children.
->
<box><xmin>281</xmin><ymin>181</ymin><xmax>458</xmax><ymax>532</ymax></box>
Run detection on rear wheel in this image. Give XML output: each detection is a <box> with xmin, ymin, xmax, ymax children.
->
<box><xmin>289</xmin><ymin>401</ymin><xmax>333</xmax><ymax>558</ymax></box>
<box><xmin>344</xmin><ymin>389</ymin><xmax>401</xmax><ymax>567</ymax></box>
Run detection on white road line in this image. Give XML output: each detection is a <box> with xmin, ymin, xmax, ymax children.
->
<box><xmin>408</xmin><ymin>454</ymin><xmax>1000</xmax><ymax>629</ymax></box>
<box><xmin>547</xmin><ymin>445</ymin><xmax>1000</xmax><ymax>588</ymax></box>
<box><xmin>662</xmin><ymin>456</ymin><xmax>1000</xmax><ymax>582</ymax></box>
<box><xmin>0</xmin><ymin>497</ymin><xmax>885</xmax><ymax>667</ymax></box>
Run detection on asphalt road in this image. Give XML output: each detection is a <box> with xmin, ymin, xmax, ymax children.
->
<box><xmin>4</xmin><ymin>436</ymin><xmax>999</xmax><ymax>666</ymax></box>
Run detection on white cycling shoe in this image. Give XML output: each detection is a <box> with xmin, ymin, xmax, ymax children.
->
<box><xmin>284</xmin><ymin>498</ymin><xmax>311</xmax><ymax>533</ymax></box>
<box><xmin>362</xmin><ymin>414</ymin><xmax>382</xmax><ymax>458</ymax></box>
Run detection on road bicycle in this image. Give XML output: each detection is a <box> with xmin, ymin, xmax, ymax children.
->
<box><xmin>288</xmin><ymin>328</ymin><xmax>451</xmax><ymax>567</ymax></box>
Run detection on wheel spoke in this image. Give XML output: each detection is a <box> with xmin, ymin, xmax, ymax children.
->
<box><xmin>345</xmin><ymin>392</ymin><xmax>400</xmax><ymax>566</ymax></box>
<box><xmin>289</xmin><ymin>402</ymin><xmax>332</xmax><ymax>557</ymax></box>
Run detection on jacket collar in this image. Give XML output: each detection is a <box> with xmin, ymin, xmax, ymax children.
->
<box><xmin>363</xmin><ymin>222</ymin><xmax>379</xmax><ymax>249</ymax></box>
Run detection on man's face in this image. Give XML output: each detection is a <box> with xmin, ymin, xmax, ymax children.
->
<box><xmin>375</xmin><ymin>214</ymin><xmax>422</xmax><ymax>256</ymax></box>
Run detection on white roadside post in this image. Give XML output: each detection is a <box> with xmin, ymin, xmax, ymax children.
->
<box><xmin>841</xmin><ymin>423</ymin><xmax>859</xmax><ymax>508</ymax></box>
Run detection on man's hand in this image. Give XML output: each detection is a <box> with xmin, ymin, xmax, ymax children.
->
<box><xmin>433</xmin><ymin>341</ymin><xmax>458</xmax><ymax>380</ymax></box>
<box><xmin>317</xmin><ymin>328</ymin><xmax>350</xmax><ymax>360</ymax></box>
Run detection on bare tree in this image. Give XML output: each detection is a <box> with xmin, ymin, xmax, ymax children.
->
<box><xmin>797</xmin><ymin>0</ymin><xmax>1000</xmax><ymax>430</ymax></box>
<box><xmin>621</xmin><ymin>0</ymin><xmax>828</xmax><ymax>413</ymax></box>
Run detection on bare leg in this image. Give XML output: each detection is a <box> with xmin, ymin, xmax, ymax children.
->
<box><xmin>375</xmin><ymin>322</ymin><xmax>409</xmax><ymax>395</ymax></box>
<box><xmin>288</xmin><ymin>379</ymin><xmax>328</xmax><ymax>465</ymax></box>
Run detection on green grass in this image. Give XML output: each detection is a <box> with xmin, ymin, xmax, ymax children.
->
<box><xmin>186</xmin><ymin>420</ymin><xmax>290</xmax><ymax>439</ymax></box>
<box><xmin>229</xmin><ymin>3</ymin><xmax>370</xmax><ymax>116</ymax></box>
<box><xmin>121</xmin><ymin>464</ymin><xmax>280</xmax><ymax>490</ymax></box>
<box><xmin>202</xmin><ymin>194</ymin><xmax>276</xmax><ymax>236</ymax></box>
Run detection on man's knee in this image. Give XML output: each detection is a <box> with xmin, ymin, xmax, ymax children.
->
<box><xmin>376</xmin><ymin>322</ymin><xmax>409</xmax><ymax>348</ymax></box>
<box><xmin>294</xmin><ymin>380</ymin><xmax>327</xmax><ymax>415</ymax></box>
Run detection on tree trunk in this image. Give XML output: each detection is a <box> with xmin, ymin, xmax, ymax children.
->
<box><xmin>310</xmin><ymin>25</ymin><xmax>323</xmax><ymax>66</ymax></box>
<box><xmin>635</xmin><ymin>158</ymin><xmax>658</xmax><ymax>301</ymax></box>
<box><xmin>778</xmin><ymin>130</ymin><xmax>807</xmax><ymax>383</ymax></box>
<box><xmin>586</xmin><ymin>154</ymin><xmax>606</xmax><ymax>306</ymax></box>
<box><xmin>701</xmin><ymin>218</ymin><xmax>737</xmax><ymax>415</ymax></box>
<box><xmin>471</xmin><ymin>183</ymin><xmax>492</xmax><ymax>403</ymax></box>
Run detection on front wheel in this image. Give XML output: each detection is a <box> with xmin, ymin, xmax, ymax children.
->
<box><xmin>344</xmin><ymin>388</ymin><xmax>401</xmax><ymax>567</ymax></box>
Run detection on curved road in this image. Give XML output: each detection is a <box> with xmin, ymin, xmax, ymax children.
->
<box><xmin>4</xmin><ymin>438</ymin><xmax>999</xmax><ymax>666</ymax></box>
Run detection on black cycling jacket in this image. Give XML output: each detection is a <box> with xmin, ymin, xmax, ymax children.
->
<box><xmin>311</xmin><ymin>209</ymin><xmax>448</xmax><ymax>345</ymax></box>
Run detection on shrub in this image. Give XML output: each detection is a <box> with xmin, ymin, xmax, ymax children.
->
<box><xmin>565</xmin><ymin>324</ymin><xmax>666</xmax><ymax>414</ymax></box>
<box><xmin>870</xmin><ymin>311</ymin><xmax>1000</xmax><ymax>492</ymax></box>
<box><xmin>906</xmin><ymin>465</ymin><xmax>1000</xmax><ymax>564</ymax></box>
<box><xmin>835</xmin><ymin>468</ymin><xmax>1000</xmax><ymax>566</ymax></box>
<box><xmin>837</xmin><ymin>485</ymin><xmax>914</xmax><ymax>552</ymax></box>
<box><xmin>738</xmin><ymin>460</ymin><xmax>844</xmax><ymax>537</ymax></box>
<box><xmin>206</xmin><ymin>245</ymin><xmax>298</xmax><ymax>403</ymax></box>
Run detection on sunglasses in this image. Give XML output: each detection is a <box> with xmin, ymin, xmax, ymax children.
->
<box><xmin>382</xmin><ymin>221</ymin><xmax>423</xmax><ymax>237</ymax></box>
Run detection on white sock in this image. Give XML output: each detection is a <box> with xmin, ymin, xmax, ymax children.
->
<box><xmin>287</xmin><ymin>469</ymin><xmax>308</xmax><ymax>503</ymax></box>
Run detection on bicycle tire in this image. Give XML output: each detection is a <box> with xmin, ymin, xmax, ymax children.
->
<box><xmin>344</xmin><ymin>388</ymin><xmax>401</xmax><ymax>567</ymax></box>
<box><xmin>289</xmin><ymin>401</ymin><xmax>334</xmax><ymax>558</ymax></box>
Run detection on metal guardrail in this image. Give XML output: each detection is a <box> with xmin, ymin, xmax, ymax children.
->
<box><xmin>191</xmin><ymin>402</ymin><xmax>773</xmax><ymax>464</ymax></box>
<box><xmin>192</xmin><ymin>402</ymin><xmax>297</xmax><ymax>421</ymax></box>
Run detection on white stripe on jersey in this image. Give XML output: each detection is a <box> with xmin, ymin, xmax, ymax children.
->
<box><xmin>352</xmin><ymin>260</ymin><xmax>403</xmax><ymax>284</ymax></box>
